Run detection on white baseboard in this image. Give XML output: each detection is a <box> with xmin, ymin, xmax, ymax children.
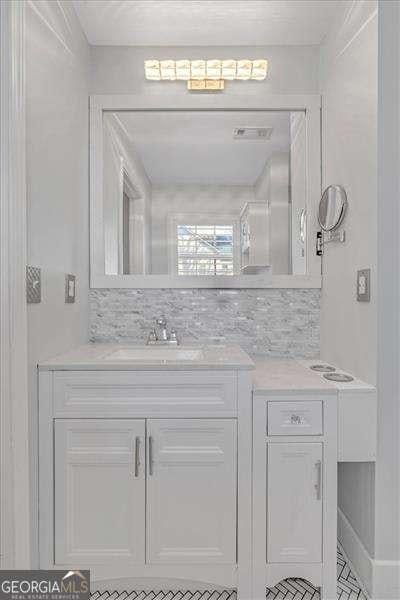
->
<box><xmin>338</xmin><ymin>508</ymin><xmax>400</xmax><ymax>600</ymax></box>
<box><xmin>371</xmin><ymin>559</ymin><xmax>400</xmax><ymax>600</ymax></box>
<box><xmin>338</xmin><ymin>508</ymin><xmax>373</xmax><ymax>597</ymax></box>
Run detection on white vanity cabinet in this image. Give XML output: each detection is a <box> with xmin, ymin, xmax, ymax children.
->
<box><xmin>38</xmin><ymin>359</ymin><xmax>253</xmax><ymax>597</ymax></box>
<box><xmin>146</xmin><ymin>419</ymin><xmax>237</xmax><ymax>564</ymax></box>
<box><xmin>54</xmin><ymin>419</ymin><xmax>146</xmax><ymax>565</ymax></box>
<box><xmin>267</xmin><ymin>442</ymin><xmax>323</xmax><ymax>564</ymax></box>
<box><xmin>54</xmin><ymin>418</ymin><xmax>236</xmax><ymax>567</ymax></box>
<box><xmin>252</xmin><ymin>391</ymin><xmax>338</xmax><ymax>600</ymax></box>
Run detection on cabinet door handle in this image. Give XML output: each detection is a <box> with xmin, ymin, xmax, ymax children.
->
<box><xmin>314</xmin><ymin>460</ymin><xmax>322</xmax><ymax>500</ymax></box>
<box><xmin>134</xmin><ymin>436</ymin><xmax>141</xmax><ymax>477</ymax></box>
<box><xmin>148</xmin><ymin>435</ymin><xmax>154</xmax><ymax>476</ymax></box>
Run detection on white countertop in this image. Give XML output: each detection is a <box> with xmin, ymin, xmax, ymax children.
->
<box><xmin>38</xmin><ymin>344</ymin><xmax>375</xmax><ymax>393</ymax></box>
<box><xmin>298</xmin><ymin>360</ymin><xmax>375</xmax><ymax>390</ymax></box>
<box><xmin>38</xmin><ymin>343</ymin><xmax>255</xmax><ymax>371</ymax></box>
<box><xmin>252</xmin><ymin>359</ymin><xmax>336</xmax><ymax>392</ymax></box>
<box><xmin>253</xmin><ymin>358</ymin><xmax>375</xmax><ymax>392</ymax></box>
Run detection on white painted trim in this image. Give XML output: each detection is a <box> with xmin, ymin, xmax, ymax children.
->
<box><xmin>372</xmin><ymin>559</ymin><xmax>400</xmax><ymax>600</ymax></box>
<box><xmin>338</xmin><ymin>508</ymin><xmax>373</xmax><ymax>598</ymax></box>
<box><xmin>338</xmin><ymin>508</ymin><xmax>400</xmax><ymax>600</ymax></box>
<box><xmin>91</xmin><ymin>94</ymin><xmax>322</xmax><ymax>112</ymax></box>
<box><xmin>0</xmin><ymin>0</ymin><xmax>30</xmax><ymax>568</ymax></box>
<box><xmin>90</xmin><ymin>273</ymin><xmax>322</xmax><ymax>289</ymax></box>
<box><xmin>236</xmin><ymin>371</ymin><xmax>253</xmax><ymax>600</ymax></box>
<box><xmin>375</xmin><ymin>6</ymin><xmax>400</xmax><ymax>600</ymax></box>
<box><xmin>90</xmin><ymin>94</ymin><xmax>322</xmax><ymax>289</ymax></box>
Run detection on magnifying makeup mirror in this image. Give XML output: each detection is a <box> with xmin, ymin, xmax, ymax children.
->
<box><xmin>318</xmin><ymin>185</ymin><xmax>348</xmax><ymax>232</ymax></box>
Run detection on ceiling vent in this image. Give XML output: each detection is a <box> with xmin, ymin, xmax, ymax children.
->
<box><xmin>233</xmin><ymin>127</ymin><xmax>273</xmax><ymax>140</ymax></box>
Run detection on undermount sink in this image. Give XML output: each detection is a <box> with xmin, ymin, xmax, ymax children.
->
<box><xmin>102</xmin><ymin>346</ymin><xmax>205</xmax><ymax>362</ymax></box>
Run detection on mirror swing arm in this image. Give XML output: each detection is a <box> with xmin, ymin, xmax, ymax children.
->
<box><xmin>316</xmin><ymin>229</ymin><xmax>346</xmax><ymax>256</ymax></box>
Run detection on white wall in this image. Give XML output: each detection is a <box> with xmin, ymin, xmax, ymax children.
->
<box><xmin>318</xmin><ymin>0</ymin><xmax>379</xmax><ymax>593</ymax></box>
<box><xmin>89</xmin><ymin>45</ymin><xmax>319</xmax><ymax>95</ymax></box>
<box><xmin>151</xmin><ymin>184</ymin><xmax>252</xmax><ymax>274</ymax></box>
<box><xmin>26</xmin><ymin>0</ymin><xmax>90</xmax><ymax>562</ymax></box>
<box><xmin>320</xmin><ymin>0</ymin><xmax>377</xmax><ymax>382</ymax></box>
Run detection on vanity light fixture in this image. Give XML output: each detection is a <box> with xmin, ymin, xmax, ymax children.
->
<box><xmin>144</xmin><ymin>59</ymin><xmax>268</xmax><ymax>91</ymax></box>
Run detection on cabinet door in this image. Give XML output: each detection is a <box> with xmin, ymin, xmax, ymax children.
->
<box><xmin>267</xmin><ymin>443</ymin><xmax>322</xmax><ymax>563</ymax></box>
<box><xmin>55</xmin><ymin>419</ymin><xmax>145</xmax><ymax>565</ymax></box>
<box><xmin>147</xmin><ymin>419</ymin><xmax>237</xmax><ymax>564</ymax></box>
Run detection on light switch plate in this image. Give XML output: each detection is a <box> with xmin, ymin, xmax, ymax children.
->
<box><xmin>26</xmin><ymin>266</ymin><xmax>41</xmax><ymax>303</ymax></box>
<box><xmin>357</xmin><ymin>268</ymin><xmax>371</xmax><ymax>302</ymax></box>
<box><xmin>65</xmin><ymin>274</ymin><xmax>76</xmax><ymax>303</ymax></box>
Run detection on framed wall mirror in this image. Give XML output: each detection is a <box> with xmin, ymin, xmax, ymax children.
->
<box><xmin>90</xmin><ymin>95</ymin><xmax>321</xmax><ymax>288</ymax></box>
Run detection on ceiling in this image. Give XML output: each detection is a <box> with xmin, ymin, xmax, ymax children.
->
<box><xmin>73</xmin><ymin>0</ymin><xmax>342</xmax><ymax>46</ymax></box>
<box><xmin>113</xmin><ymin>111</ymin><xmax>296</xmax><ymax>185</ymax></box>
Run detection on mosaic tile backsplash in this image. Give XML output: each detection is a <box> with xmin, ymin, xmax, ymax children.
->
<box><xmin>89</xmin><ymin>289</ymin><xmax>320</xmax><ymax>358</ymax></box>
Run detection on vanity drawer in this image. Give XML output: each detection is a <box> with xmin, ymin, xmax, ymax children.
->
<box><xmin>53</xmin><ymin>370</ymin><xmax>237</xmax><ymax>417</ymax></box>
<box><xmin>267</xmin><ymin>400</ymin><xmax>323</xmax><ymax>435</ymax></box>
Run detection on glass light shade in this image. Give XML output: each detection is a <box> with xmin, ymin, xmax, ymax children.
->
<box><xmin>236</xmin><ymin>60</ymin><xmax>252</xmax><ymax>80</ymax></box>
<box><xmin>251</xmin><ymin>59</ymin><xmax>268</xmax><ymax>80</ymax></box>
<box><xmin>206</xmin><ymin>60</ymin><xmax>222</xmax><ymax>80</ymax></box>
<box><xmin>191</xmin><ymin>60</ymin><xmax>206</xmax><ymax>80</ymax></box>
<box><xmin>221</xmin><ymin>60</ymin><xmax>236</xmax><ymax>80</ymax></box>
<box><xmin>160</xmin><ymin>60</ymin><xmax>176</xmax><ymax>80</ymax></box>
<box><xmin>144</xmin><ymin>60</ymin><xmax>161</xmax><ymax>80</ymax></box>
<box><xmin>175</xmin><ymin>60</ymin><xmax>191</xmax><ymax>80</ymax></box>
<box><xmin>188</xmin><ymin>79</ymin><xmax>225</xmax><ymax>91</ymax></box>
<box><xmin>188</xmin><ymin>79</ymin><xmax>206</xmax><ymax>90</ymax></box>
<box><xmin>144</xmin><ymin>58</ymin><xmax>268</xmax><ymax>85</ymax></box>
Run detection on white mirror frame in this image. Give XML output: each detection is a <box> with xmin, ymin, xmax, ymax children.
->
<box><xmin>90</xmin><ymin>94</ymin><xmax>322</xmax><ymax>288</ymax></box>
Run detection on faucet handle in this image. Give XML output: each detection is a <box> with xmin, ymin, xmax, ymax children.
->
<box><xmin>147</xmin><ymin>328</ymin><xmax>157</xmax><ymax>345</ymax></box>
<box><xmin>156</xmin><ymin>316</ymin><xmax>167</xmax><ymax>327</ymax></box>
<box><xmin>170</xmin><ymin>328</ymin><xmax>178</xmax><ymax>343</ymax></box>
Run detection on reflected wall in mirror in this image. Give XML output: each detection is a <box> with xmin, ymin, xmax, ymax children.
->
<box><xmin>101</xmin><ymin>110</ymin><xmax>308</xmax><ymax>278</ymax></box>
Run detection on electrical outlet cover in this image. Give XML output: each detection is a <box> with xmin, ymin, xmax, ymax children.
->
<box><xmin>26</xmin><ymin>266</ymin><xmax>41</xmax><ymax>303</ymax></box>
<box><xmin>357</xmin><ymin>268</ymin><xmax>371</xmax><ymax>302</ymax></box>
<box><xmin>65</xmin><ymin>274</ymin><xmax>76</xmax><ymax>303</ymax></box>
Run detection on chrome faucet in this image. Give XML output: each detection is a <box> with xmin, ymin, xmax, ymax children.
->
<box><xmin>147</xmin><ymin>316</ymin><xmax>179</xmax><ymax>346</ymax></box>
<box><xmin>156</xmin><ymin>317</ymin><xmax>168</xmax><ymax>341</ymax></box>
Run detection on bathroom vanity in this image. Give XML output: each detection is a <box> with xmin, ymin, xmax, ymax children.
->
<box><xmin>252</xmin><ymin>361</ymin><xmax>339</xmax><ymax>600</ymax></box>
<box><xmin>251</xmin><ymin>359</ymin><xmax>376</xmax><ymax>600</ymax></box>
<box><xmin>38</xmin><ymin>344</ymin><xmax>254</xmax><ymax>597</ymax></box>
<box><xmin>38</xmin><ymin>346</ymin><xmax>376</xmax><ymax>600</ymax></box>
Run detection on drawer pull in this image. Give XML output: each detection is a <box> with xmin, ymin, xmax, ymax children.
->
<box><xmin>134</xmin><ymin>436</ymin><xmax>141</xmax><ymax>477</ymax></box>
<box><xmin>290</xmin><ymin>414</ymin><xmax>302</xmax><ymax>425</ymax></box>
<box><xmin>314</xmin><ymin>460</ymin><xmax>322</xmax><ymax>500</ymax></box>
<box><xmin>267</xmin><ymin>401</ymin><xmax>323</xmax><ymax>435</ymax></box>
